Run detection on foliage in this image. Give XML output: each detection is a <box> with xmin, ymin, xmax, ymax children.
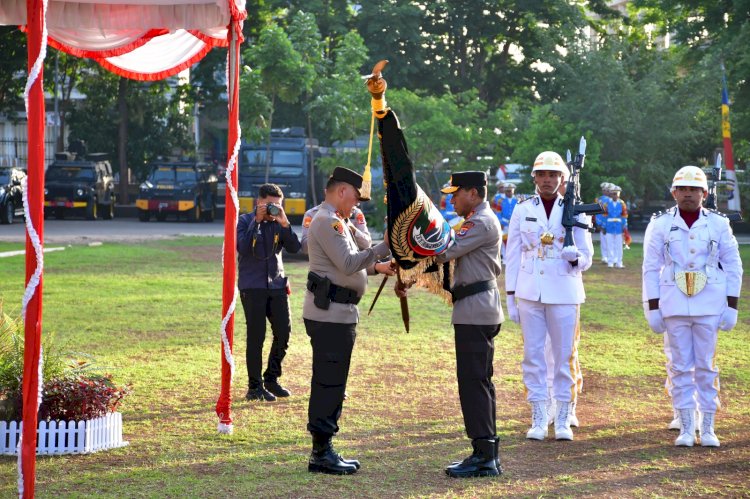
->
<box><xmin>0</xmin><ymin>27</ymin><xmax>26</xmax><ymax>121</ymax></box>
<box><xmin>0</xmin><ymin>306</ymin><xmax>130</xmax><ymax>422</ymax></box>
<box><xmin>40</xmin><ymin>371</ymin><xmax>130</xmax><ymax>422</ymax></box>
<box><xmin>67</xmin><ymin>66</ymin><xmax>193</xmax><ymax>180</ymax></box>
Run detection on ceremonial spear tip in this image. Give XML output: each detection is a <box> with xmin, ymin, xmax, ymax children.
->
<box><xmin>361</xmin><ymin>59</ymin><xmax>389</xmax><ymax>80</ymax></box>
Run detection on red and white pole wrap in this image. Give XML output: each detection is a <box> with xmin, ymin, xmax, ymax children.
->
<box><xmin>20</xmin><ymin>0</ymin><xmax>48</xmax><ymax>496</ymax></box>
<box><xmin>215</xmin><ymin>13</ymin><xmax>243</xmax><ymax>434</ymax></box>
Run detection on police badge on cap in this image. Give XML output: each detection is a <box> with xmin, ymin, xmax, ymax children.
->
<box><xmin>440</xmin><ymin>171</ymin><xmax>488</xmax><ymax>193</ymax></box>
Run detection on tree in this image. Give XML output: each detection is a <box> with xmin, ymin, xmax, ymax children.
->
<box><xmin>243</xmin><ymin>23</ymin><xmax>311</xmax><ymax>181</ymax></box>
<box><xmin>42</xmin><ymin>50</ymin><xmax>84</xmax><ymax>152</ymax></box>
<box><xmin>0</xmin><ymin>27</ymin><xmax>26</xmax><ymax>120</ymax></box>
<box><xmin>68</xmin><ymin>67</ymin><xmax>193</xmax><ymax>182</ymax></box>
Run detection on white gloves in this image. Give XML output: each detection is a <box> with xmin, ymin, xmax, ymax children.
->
<box><xmin>560</xmin><ymin>245</ymin><xmax>581</xmax><ymax>263</ymax></box>
<box><xmin>719</xmin><ymin>307</ymin><xmax>738</xmax><ymax>331</ymax></box>
<box><xmin>646</xmin><ymin>309</ymin><xmax>666</xmax><ymax>334</ymax></box>
<box><xmin>506</xmin><ymin>295</ymin><xmax>520</xmax><ymax>323</ymax></box>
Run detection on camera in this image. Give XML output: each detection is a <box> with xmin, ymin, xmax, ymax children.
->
<box><xmin>266</xmin><ymin>203</ymin><xmax>281</xmax><ymax>217</ymax></box>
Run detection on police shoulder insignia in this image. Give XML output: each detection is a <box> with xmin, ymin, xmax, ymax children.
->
<box><xmin>303</xmin><ymin>216</ymin><xmax>313</xmax><ymax>228</ymax></box>
<box><xmin>355</xmin><ymin>211</ymin><xmax>366</xmax><ymax>225</ymax></box>
<box><xmin>519</xmin><ymin>196</ymin><xmax>532</xmax><ymax>204</ymax></box>
<box><xmin>707</xmin><ymin>208</ymin><xmax>727</xmax><ymax>218</ymax></box>
<box><xmin>651</xmin><ymin>211</ymin><xmax>665</xmax><ymax>219</ymax></box>
<box><xmin>331</xmin><ymin>221</ymin><xmax>345</xmax><ymax>235</ymax></box>
<box><xmin>457</xmin><ymin>221</ymin><xmax>475</xmax><ymax>237</ymax></box>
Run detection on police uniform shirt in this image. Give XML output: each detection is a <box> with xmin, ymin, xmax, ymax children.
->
<box><xmin>643</xmin><ymin>206</ymin><xmax>742</xmax><ymax>318</ymax></box>
<box><xmin>303</xmin><ymin>201</ymin><xmax>390</xmax><ymax>323</ymax></box>
<box><xmin>505</xmin><ymin>194</ymin><xmax>594</xmax><ymax>304</ymax></box>
<box><xmin>436</xmin><ymin>200</ymin><xmax>504</xmax><ymax>325</ymax></box>
<box><xmin>301</xmin><ymin>204</ymin><xmax>371</xmax><ymax>254</ymax></box>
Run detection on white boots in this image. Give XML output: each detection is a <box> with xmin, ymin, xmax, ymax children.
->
<box><xmin>554</xmin><ymin>402</ymin><xmax>574</xmax><ymax>440</ymax></box>
<box><xmin>699</xmin><ymin>412</ymin><xmax>720</xmax><ymax>447</ymax></box>
<box><xmin>568</xmin><ymin>400</ymin><xmax>579</xmax><ymax>428</ymax></box>
<box><xmin>526</xmin><ymin>401</ymin><xmax>548</xmax><ymax>440</ymax></box>
<box><xmin>675</xmin><ymin>409</ymin><xmax>696</xmax><ymax>446</ymax></box>
<box><xmin>668</xmin><ymin>408</ymin><xmax>681</xmax><ymax>430</ymax></box>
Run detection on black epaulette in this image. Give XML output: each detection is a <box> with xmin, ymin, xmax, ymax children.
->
<box><xmin>651</xmin><ymin>211</ymin><xmax>667</xmax><ymax>220</ymax></box>
<box><xmin>706</xmin><ymin>208</ymin><xmax>727</xmax><ymax>218</ymax></box>
<box><xmin>518</xmin><ymin>196</ymin><xmax>533</xmax><ymax>204</ymax></box>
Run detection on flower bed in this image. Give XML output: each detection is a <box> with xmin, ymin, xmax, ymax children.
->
<box><xmin>1</xmin><ymin>306</ymin><xmax>131</xmax><ymax>456</ymax></box>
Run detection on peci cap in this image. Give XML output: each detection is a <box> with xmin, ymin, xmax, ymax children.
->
<box><xmin>441</xmin><ymin>171</ymin><xmax>488</xmax><ymax>193</ymax></box>
<box><xmin>330</xmin><ymin>166</ymin><xmax>364</xmax><ymax>198</ymax></box>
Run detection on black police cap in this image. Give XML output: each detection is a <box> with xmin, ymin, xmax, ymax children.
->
<box><xmin>441</xmin><ymin>171</ymin><xmax>487</xmax><ymax>193</ymax></box>
<box><xmin>331</xmin><ymin>166</ymin><xmax>363</xmax><ymax>191</ymax></box>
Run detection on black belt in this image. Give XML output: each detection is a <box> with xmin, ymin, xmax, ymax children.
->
<box><xmin>451</xmin><ymin>279</ymin><xmax>497</xmax><ymax>303</ymax></box>
<box><xmin>306</xmin><ymin>274</ymin><xmax>361</xmax><ymax>305</ymax></box>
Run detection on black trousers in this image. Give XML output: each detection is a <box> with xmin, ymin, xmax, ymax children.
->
<box><xmin>454</xmin><ymin>323</ymin><xmax>501</xmax><ymax>440</ymax></box>
<box><xmin>305</xmin><ymin>319</ymin><xmax>356</xmax><ymax>436</ymax></box>
<box><xmin>240</xmin><ymin>289</ymin><xmax>291</xmax><ymax>388</ymax></box>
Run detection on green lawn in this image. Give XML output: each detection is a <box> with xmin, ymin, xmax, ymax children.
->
<box><xmin>1</xmin><ymin>238</ymin><xmax>749</xmax><ymax>497</ymax></box>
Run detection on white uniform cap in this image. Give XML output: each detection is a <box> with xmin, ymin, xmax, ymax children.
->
<box><xmin>532</xmin><ymin>151</ymin><xmax>569</xmax><ymax>180</ymax></box>
<box><xmin>672</xmin><ymin>166</ymin><xmax>708</xmax><ymax>191</ymax></box>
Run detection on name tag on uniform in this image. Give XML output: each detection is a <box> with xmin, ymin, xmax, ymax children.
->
<box><xmin>670</xmin><ymin>226</ymin><xmax>679</xmax><ymax>231</ymax></box>
<box><xmin>526</xmin><ymin>217</ymin><xmax>537</xmax><ymax>222</ymax></box>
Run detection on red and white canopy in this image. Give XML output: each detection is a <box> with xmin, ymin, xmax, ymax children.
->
<box><xmin>2</xmin><ymin>0</ymin><xmax>238</xmax><ymax>80</ymax></box>
<box><xmin>1</xmin><ymin>1</ymin><xmax>245</xmax><ymax>496</ymax></box>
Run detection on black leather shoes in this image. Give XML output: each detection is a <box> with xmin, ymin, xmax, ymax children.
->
<box><xmin>445</xmin><ymin>438</ymin><xmax>501</xmax><ymax>478</ymax></box>
<box><xmin>245</xmin><ymin>386</ymin><xmax>276</xmax><ymax>402</ymax></box>
<box><xmin>264</xmin><ymin>380</ymin><xmax>291</xmax><ymax>398</ymax></box>
<box><xmin>308</xmin><ymin>433</ymin><xmax>358</xmax><ymax>475</ymax></box>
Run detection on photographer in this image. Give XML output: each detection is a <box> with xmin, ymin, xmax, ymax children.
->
<box><xmin>237</xmin><ymin>184</ymin><xmax>301</xmax><ymax>401</ymax></box>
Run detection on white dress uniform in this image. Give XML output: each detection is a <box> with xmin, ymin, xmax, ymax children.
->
<box><xmin>642</xmin><ymin>206</ymin><xmax>742</xmax><ymax>415</ymax></box>
<box><xmin>505</xmin><ymin>194</ymin><xmax>593</xmax><ymax>407</ymax></box>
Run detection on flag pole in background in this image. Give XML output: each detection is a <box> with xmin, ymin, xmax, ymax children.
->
<box><xmin>721</xmin><ymin>66</ymin><xmax>741</xmax><ymax>213</ymax></box>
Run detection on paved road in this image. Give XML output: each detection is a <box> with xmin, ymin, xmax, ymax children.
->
<box><xmin>0</xmin><ymin>218</ymin><xmax>230</xmax><ymax>244</ymax></box>
<box><xmin>1</xmin><ymin>218</ymin><xmax>748</xmax><ymax>244</ymax></box>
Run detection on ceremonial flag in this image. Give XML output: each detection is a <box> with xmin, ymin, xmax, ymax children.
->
<box><xmin>721</xmin><ymin>72</ymin><xmax>741</xmax><ymax>211</ymax></box>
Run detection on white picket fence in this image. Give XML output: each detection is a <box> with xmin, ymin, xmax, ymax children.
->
<box><xmin>0</xmin><ymin>412</ymin><xmax>128</xmax><ymax>455</ymax></box>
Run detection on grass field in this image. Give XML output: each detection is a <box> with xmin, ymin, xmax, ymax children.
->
<box><xmin>0</xmin><ymin>237</ymin><xmax>749</xmax><ymax>498</ymax></box>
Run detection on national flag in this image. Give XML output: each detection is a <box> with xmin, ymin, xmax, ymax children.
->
<box><xmin>721</xmin><ymin>72</ymin><xmax>741</xmax><ymax>212</ymax></box>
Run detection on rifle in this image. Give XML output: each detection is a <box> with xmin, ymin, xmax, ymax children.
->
<box><xmin>561</xmin><ymin>136</ymin><xmax>604</xmax><ymax>247</ymax></box>
<box><xmin>706</xmin><ymin>153</ymin><xmax>743</xmax><ymax>223</ymax></box>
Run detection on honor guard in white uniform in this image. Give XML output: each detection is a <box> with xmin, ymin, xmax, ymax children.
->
<box><xmin>303</xmin><ymin>167</ymin><xmax>393</xmax><ymax>474</ymax></box>
<box><xmin>432</xmin><ymin>171</ymin><xmax>504</xmax><ymax>478</ymax></box>
<box><xmin>642</xmin><ymin>166</ymin><xmax>742</xmax><ymax>447</ymax></box>
<box><xmin>505</xmin><ymin>151</ymin><xmax>594</xmax><ymax>442</ymax></box>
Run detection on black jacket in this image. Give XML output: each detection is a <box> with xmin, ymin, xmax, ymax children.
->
<box><xmin>237</xmin><ymin>212</ymin><xmax>301</xmax><ymax>291</ymax></box>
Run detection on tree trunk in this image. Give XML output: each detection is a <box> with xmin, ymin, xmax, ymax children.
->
<box><xmin>306</xmin><ymin>104</ymin><xmax>317</xmax><ymax>206</ymax></box>
<box><xmin>117</xmin><ymin>77</ymin><xmax>129</xmax><ymax>204</ymax></box>
<box><xmin>264</xmin><ymin>93</ymin><xmax>275</xmax><ymax>184</ymax></box>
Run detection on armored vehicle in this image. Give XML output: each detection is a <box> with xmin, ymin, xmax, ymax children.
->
<box><xmin>0</xmin><ymin>166</ymin><xmax>26</xmax><ymax>224</ymax></box>
<box><xmin>44</xmin><ymin>151</ymin><xmax>116</xmax><ymax>220</ymax></box>
<box><xmin>136</xmin><ymin>161</ymin><xmax>218</xmax><ymax>222</ymax></box>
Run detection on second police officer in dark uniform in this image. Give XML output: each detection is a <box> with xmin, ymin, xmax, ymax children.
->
<box><xmin>304</xmin><ymin>167</ymin><xmax>392</xmax><ymax>475</ymax></box>
<box><xmin>431</xmin><ymin>171</ymin><xmax>504</xmax><ymax>478</ymax></box>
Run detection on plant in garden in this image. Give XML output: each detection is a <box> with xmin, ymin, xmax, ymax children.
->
<box><xmin>0</xmin><ymin>305</ymin><xmax>130</xmax><ymax>422</ymax></box>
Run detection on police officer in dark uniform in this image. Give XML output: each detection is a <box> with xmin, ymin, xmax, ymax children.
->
<box><xmin>237</xmin><ymin>183</ymin><xmax>301</xmax><ymax>402</ymax></box>
<box><xmin>435</xmin><ymin>171</ymin><xmax>504</xmax><ymax>478</ymax></box>
<box><xmin>304</xmin><ymin>167</ymin><xmax>392</xmax><ymax>475</ymax></box>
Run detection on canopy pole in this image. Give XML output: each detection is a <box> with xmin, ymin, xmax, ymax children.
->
<box><xmin>21</xmin><ymin>0</ymin><xmax>48</xmax><ymax>496</ymax></box>
<box><xmin>216</xmin><ymin>16</ymin><xmax>242</xmax><ymax>434</ymax></box>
